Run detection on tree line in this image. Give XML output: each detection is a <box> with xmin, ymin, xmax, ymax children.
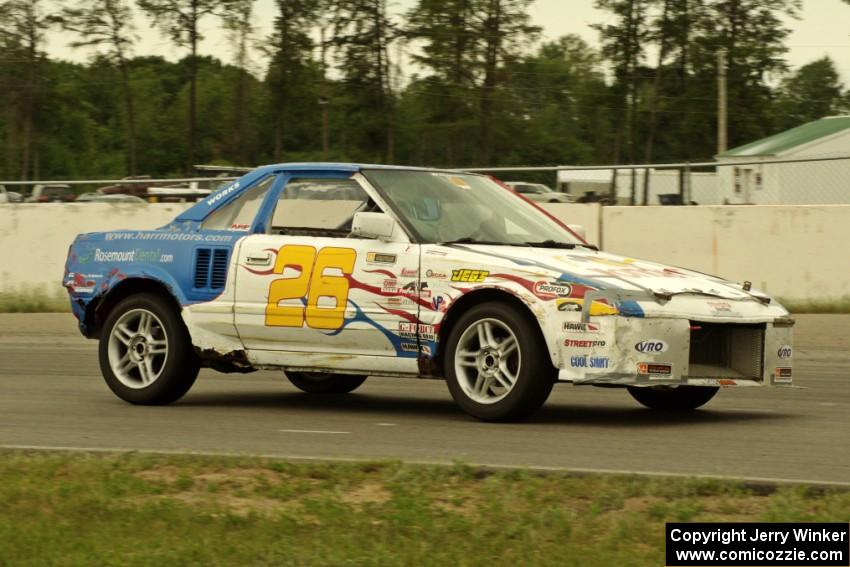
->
<box><xmin>0</xmin><ymin>0</ymin><xmax>848</xmax><ymax>181</ymax></box>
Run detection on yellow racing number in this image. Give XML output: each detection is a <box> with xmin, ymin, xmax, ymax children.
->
<box><xmin>266</xmin><ymin>245</ymin><xmax>316</xmax><ymax>328</ymax></box>
<box><xmin>265</xmin><ymin>245</ymin><xmax>356</xmax><ymax>330</ymax></box>
<box><xmin>305</xmin><ymin>247</ymin><xmax>356</xmax><ymax>329</ymax></box>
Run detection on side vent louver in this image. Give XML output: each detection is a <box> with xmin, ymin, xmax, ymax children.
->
<box><xmin>210</xmin><ymin>249</ymin><xmax>229</xmax><ymax>289</ymax></box>
<box><xmin>194</xmin><ymin>249</ymin><xmax>211</xmax><ymax>288</ymax></box>
<box><xmin>194</xmin><ymin>248</ymin><xmax>229</xmax><ymax>290</ymax></box>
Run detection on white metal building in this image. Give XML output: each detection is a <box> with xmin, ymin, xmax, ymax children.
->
<box><xmin>716</xmin><ymin>115</ymin><xmax>850</xmax><ymax>204</ymax></box>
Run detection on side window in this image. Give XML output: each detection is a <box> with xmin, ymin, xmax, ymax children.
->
<box><xmin>268</xmin><ymin>178</ymin><xmax>370</xmax><ymax>236</ymax></box>
<box><xmin>202</xmin><ymin>176</ymin><xmax>275</xmax><ymax>231</ymax></box>
<box><xmin>515</xmin><ymin>185</ymin><xmax>533</xmax><ymax>194</ymax></box>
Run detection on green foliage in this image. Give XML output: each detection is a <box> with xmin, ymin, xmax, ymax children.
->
<box><xmin>774</xmin><ymin>57</ymin><xmax>849</xmax><ymax>131</ymax></box>
<box><xmin>0</xmin><ymin>0</ymin><xmax>846</xmax><ymax>180</ymax></box>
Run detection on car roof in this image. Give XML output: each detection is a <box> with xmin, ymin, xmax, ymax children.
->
<box><xmin>175</xmin><ymin>162</ymin><xmax>483</xmax><ymax>223</ymax></box>
<box><xmin>248</xmin><ymin>162</ymin><xmax>473</xmax><ymax>177</ymax></box>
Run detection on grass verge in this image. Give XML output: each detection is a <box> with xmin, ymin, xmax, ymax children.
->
<box><xmin>0</xmin><ymin>289</ymin><xmax>68</xmax><ymax>313</ymax></box>
<box><xmin>1</xmin><ymin>451</ymin><xmax>848</xmax><ymax>566</ymax></box>
<box><xmin>778</xmin><ymin>296</ymin><xmax>850</xmax><ymax>314</ymax></box>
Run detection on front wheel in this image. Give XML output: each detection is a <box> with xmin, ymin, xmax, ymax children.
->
<box><xmin>627</xmin><ymin>385</ymin><xmax>718</xmax><ymax>411</ymax></box>
<box><xmin>286</xmin><ymin>371</ymin><xmax>368</xmax><ymax>394</ymax></box>
<box><xmin>98</xmin><ymin>293</ymin><xmax>199</xmax><ymax>405</ymax></box>
<box><xmin>444</xmin><ymin>301</ymin><xmax>555</xmax><ymax>421</ymax></box>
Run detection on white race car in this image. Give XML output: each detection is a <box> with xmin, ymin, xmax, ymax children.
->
<box><xmin>64</xmin><ymin>164</ymin><xmax>794</xmax><ymax>421</ymax></box>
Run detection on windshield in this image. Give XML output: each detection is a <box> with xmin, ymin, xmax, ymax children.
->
<box><xmin>364</xmin><ymin>170</ymin><xmax>581</xmax><ymax>245</ymax></box>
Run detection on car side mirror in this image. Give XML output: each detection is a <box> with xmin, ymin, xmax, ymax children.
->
<box><xmin>568</xmin><ymin>224</ymin><xmax>587</xmax><ymax>241</ymax></box>
<box><xmin>351</xmin><ymin>212</ymin><xmax>399</xmax><ymax>241</ymax></box>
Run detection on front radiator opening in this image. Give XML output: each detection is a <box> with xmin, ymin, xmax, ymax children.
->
<box><xmin>687</xmin><ymin>322</ymin><xmax>765</xmax><ymax>379</ymax></box>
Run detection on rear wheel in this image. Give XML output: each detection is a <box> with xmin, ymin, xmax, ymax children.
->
<box><xmin>627</xmin><ymin>385</ymin><xmax>718</xmax><ymax>411</ymax></box>
<box><xmin>444</xmin><ymin>301</ymin><xmax>555</xmax><ymax>421</ymax></box>
<box><xmin>98</xmin><ymin>293</ymin><xmax>199</xmax><ymax>405</ymax></box>
<box><xmin>286</xmin><ymin>371</ymin><xmax>368</xmax><ymax>394</ymax></box>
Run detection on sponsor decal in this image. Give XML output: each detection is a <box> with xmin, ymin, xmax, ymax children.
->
<box><xmin>448</xmin><ymin>176</ymin><xmax>471</xmax><ymax>189</ymax></box>
<box><xmin>533</xmin><ymin>281</ymin><xmax>572</xmax><ymax>300</ymax></box>
<box><xmin>386</xmin><ymin>296</ymin><xmax>413</xmax><ymax>307</ymax></box>
<box><xmin>557</xmin><ymin>300</ymin><xmax>582</xmax><ymax>312</ymax></box>
<box><xmin>708</xmin><ymin>301</ymin><xmax>733</xmax><ymax>312</ymax></box>
<box><xmin>400</xmin><ymin>267</ymin><xmax>418</xmax><ymax>277</ymax></box>
<box><xmin>399</xmin><ymin>322</ymin><xmax>437</xmax><ymax>341</ymax></box>
<box><xmin>570</xmin><ymin>355</ymin><xmax>609</xmax><ymax>369</ymax></box>
<box><xmin>563</xmin><ymin>321</ymin><xmax>600</xmax><ymax>333</ymax></box>
<box><xmin>402</xmin><ymin>281</ymin><xmax>431</xmax><ymax>298</ymax></box>
<box><xmin>420</xmin><ymin>344</ymin><xmax>432</xmax><ymax>356</ymax></box>
<box><xmin>229</xmin><ymin>223</ymin><xmax>250</xmax><ymax>231</ymax></box>
<box><xmin>774</xmin><ymin>367</ymin><xmax>792</xmax><ymax>382</ymax></box>
<box><xmin>400</xmin><ymin>342</ymin><xmax>419</xmax><ymax>353</ymax></box>
<box><xmin>635</xmin><ymin>340</ymin><xmax>668</xmax><ymax>354</ymax></box>
<box><xmin>64</xmin><ymin>273</ymin><xmax>99</xmax><ymax>294</ymax></box>
<box><xmin>432</xmin><ymin>173</ymin><xmax>472</xmax><ymax>190</ymax></box>
<box><xmin>205</xmin><ymin>181</ymin><xmax>240</xmax><ymax>206</ymax></box>
<box><xmin>556</xmin><ymin>298</ymin><xmax>619</xmax><ymax>316</ymax></box>
<box><xmin>777</xmin><ymin>345</ymin><xmax>792</xmax><ymax>359</ymax></box>
<box><xmin>425</xmin><ymin>269</ymin><xmax>447</xmax><ymax>279</ymax></box>
<box><xmin>432</xmin><ymin>296</ymin><xmax>447</xmax><ymax>312</ymax></box>
<box><xmin>367</xmin><ymin>252</ymin><xmax>397</xmax><ymax>265</ymax></box>
<box><xmin>382</xmin><ymin>279</ymin><xmax>398</xmax><ymax>293</ymax></box>
<box><xmin>81</xmin><ymin>248</ymin><xmax>175</xmax><ymax>264</ymax></box>
<box><xmin>564</xmin><ymin>339</ymin><xmax>606</xmax><ymax>348</ymax></box>
<box><xmin>638</xmin><ymin>362</ymin><xmax>673</xmax><ymax>376</ymax></box>
<box><xmin>95</xmin><ymin>249</ymin><xmax>136</xmax><ymax>263</ymax></box>
<box><xmin>104</xmin><ymin>231</ymin><xmax>234</xmax><ymax>243</ymax></box>
<box><xmin>451</xmin><ymin>269</ymin><xmax>489</xmax><ymax>283</ymax></box>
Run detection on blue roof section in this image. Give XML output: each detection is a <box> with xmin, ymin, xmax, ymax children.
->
<box><xmin>173</xmin><ymin>162</ymin><xmax>459</xmax><ymax>225</ymax></box>
<box><xmin>249</xmin><ymin>162</ymin><xmax>451</xmax><ymax>175</ymax></box>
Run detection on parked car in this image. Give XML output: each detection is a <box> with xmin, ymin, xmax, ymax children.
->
<box><xmin>0</xmin><ymin>185</ymin><xmax>23</xmax><ymax>203</ymax></box>
<box><xmin>63</xmin><ymin>163</ymin><xmax>794</xmax><ymax>421</ymax></box>
<box><xmin>99</xmin><ymin>175</ymin><xmax>157</xmax><ymax>197</ymax></box>
<box><xmin>76</xmin><ymin>193</ymin><xmax>147</xmax><ymax>203</ymax></box>
<box><xmin>100</xmin><ymin>176</ymin><xmax>214</xmax><ymax>202</ymax></box>
<box><xmin>506</xmin><ymin>181</ymin><xmax>573</xmax><ymax>203</ymax></box>
<box><xmin>25</xmin><ymin>184</ymin><xmax>76</xmax><ymax>203</ymax></box>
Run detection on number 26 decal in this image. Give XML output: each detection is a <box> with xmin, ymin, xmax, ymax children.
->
<box><xmin>265</xmin><ymin>245</ymin><xmax>356</xmax><ymax>330</ymax></box>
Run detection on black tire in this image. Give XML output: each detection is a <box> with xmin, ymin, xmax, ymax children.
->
<box><xmin>443</xmin><ymin>301</ymin><xmax>555</xmax><ymax>421</ymax></box>
<box><xmin>627</xmin><ymin>385</ymin><xmax>719</xmax><ymax>411</ymax></box>
<box><xmin>98</xmin><ymin>293</ymin><xmax>199</xmax><ymax>405</ymax></box>
<box><xmin>286</xmin><ymin>371</ymin><xmax>368</xmax><ymax>394</ymax></box>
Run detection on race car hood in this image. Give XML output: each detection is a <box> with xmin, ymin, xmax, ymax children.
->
<box><xmin>446</xmin><ymin>244</ymin><xmax>758</xmax><ymax>301</ymax></box>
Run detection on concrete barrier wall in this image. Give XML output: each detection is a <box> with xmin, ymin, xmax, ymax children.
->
<box><xmin>0</xmin><ymin>203</ymin><xmax>191</xmax><ymax>296</ymax></box>
<box><xmin>603</xmin><ymin>205</ymin><xmax>850</xmax><ymax>300</ymax></box>
<box><xmin>1</xmin><ymin>202</ymin><xmax>846</xmax><ymax>301</ymax></box>
<box><xmin>540</xmin><ymin>204</ymin><xmax>602</xmax><ymax>246</ymax></box>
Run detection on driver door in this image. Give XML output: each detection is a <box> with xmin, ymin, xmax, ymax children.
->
<box><xmin>233</xmin><ymin>173</ymin><xmax>421</xmax><ymax>358</ymax></box>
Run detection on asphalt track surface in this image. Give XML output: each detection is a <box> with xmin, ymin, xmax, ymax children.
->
<box><xmin>1</xmin><ymin>313</ymin><xmax>848</xmax><ymax>485</ymax></box>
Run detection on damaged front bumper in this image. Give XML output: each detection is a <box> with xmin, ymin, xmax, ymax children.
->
<box><xmin>553</xmin><ymin>289</ymin><xmax>795</xmax><ymax>388</ymax></box>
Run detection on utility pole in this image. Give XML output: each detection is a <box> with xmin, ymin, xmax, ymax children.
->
<box><xmin>320</xmin><ymin>26</ymin><xmax>330</xmax><ymax>160</ymax></box>
<box><xmin>717</xmin><ymin>48</ymin><xmax>728</xmax><ymax>155</ymax></box>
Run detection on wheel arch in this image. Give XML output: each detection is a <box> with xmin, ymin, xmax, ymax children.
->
<box><xmin>84</xmin><ymin>277</ymin><xmax>182</xmax><ymax>339</ymax></box>
<box><xmin>435</xmin><ymin>287</ymin><xmax>557</xmax><ymax>372</ymax></box>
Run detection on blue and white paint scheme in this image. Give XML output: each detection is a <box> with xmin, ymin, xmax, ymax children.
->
<box><xmin>64</xmin><ymin>163</ymin><xmax>795</xmax><ymax>393</ymax></box>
